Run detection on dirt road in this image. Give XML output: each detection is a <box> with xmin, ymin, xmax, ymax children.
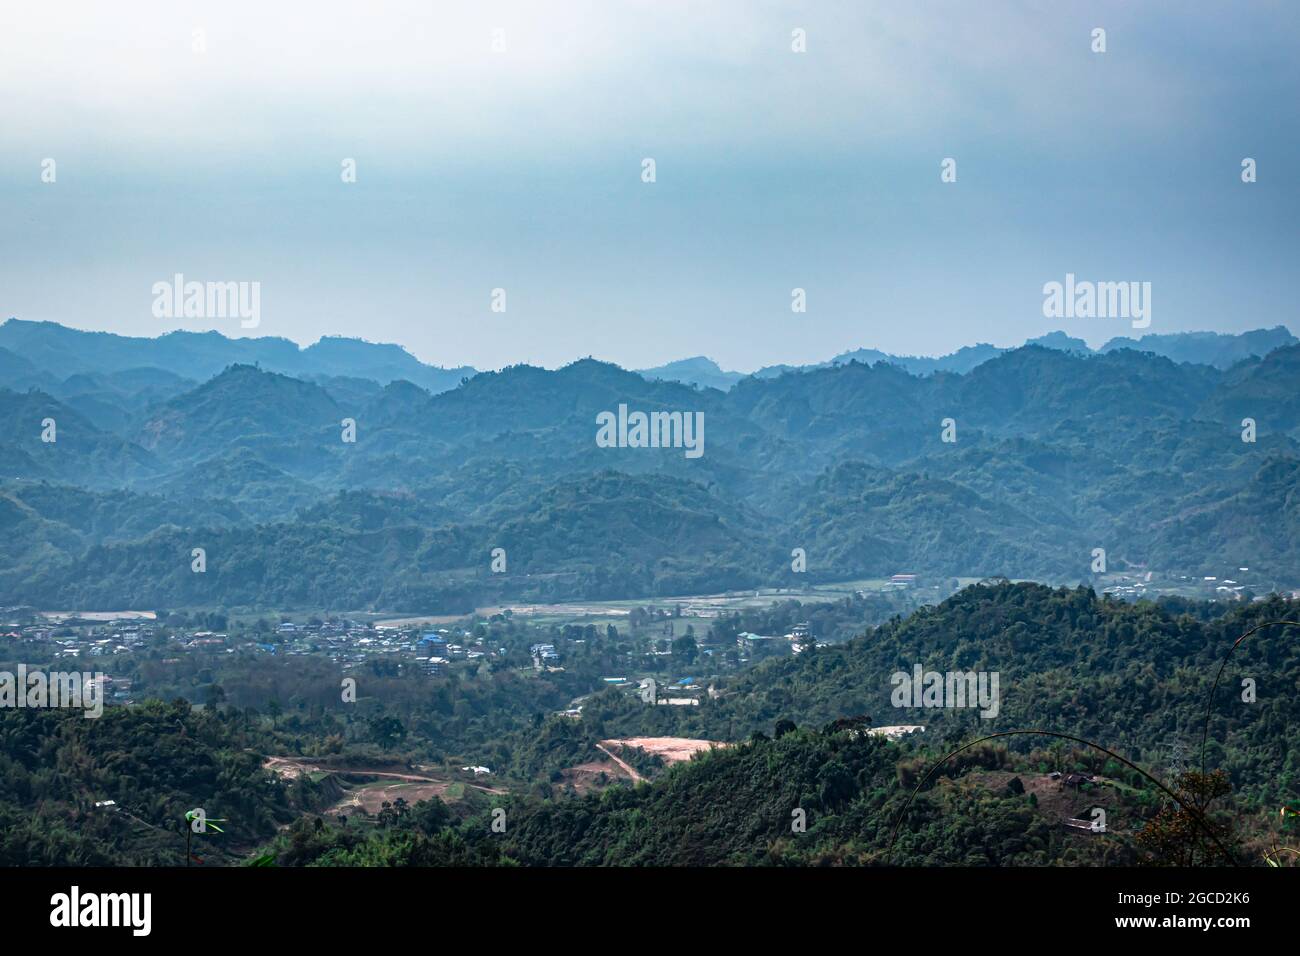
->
<box><xmin>594</xmin><ymin>743</ymin><xmax>645</xmax><ymax>784</ymax></box>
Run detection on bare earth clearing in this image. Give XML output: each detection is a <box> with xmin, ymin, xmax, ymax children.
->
<box><xmin>263</xmin><ymin>756</ymin><xmax>506</xmax><ymax>818</ymax></box>
<box><xmin>601</xmin><ymin>736</ymin><xmax>729</xmax><ymax>764</ymax></box>
<box><xmin>560</xmin><ymin>756</ymin><xmax>637</xmax><ymax>794</ymax></box>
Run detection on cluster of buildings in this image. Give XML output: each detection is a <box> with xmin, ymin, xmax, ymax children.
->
<box><xmin>0</xmin><ymin>619</ymin><xmax>147</xmax><ymax>704</ymax></box>
<box><xmin>882</xmin><ymin>573</ymin><xmax>918</xmax><ymax>591</ymax></box>
<box><xmin>223</xmin><ymin>619</ymin><xmax>499</xmax><ymax>675</ymax></box>
<box><xmin>0</xmin><ymin>614</ymin><xmax>503</xmax><ymax>699</ymax></box>
<box><xmin>636</xmin><ymin>676</ymin><xmax>712</xmax><ymax>707</ymax></box>
<box><xmin>530</xmin><ymin>642</ymin><xmax>561</xmax><ymax>671</ymax></box>
<box><xmin>368</xmin><ymin>626</ymin><xmax>490</xmax><ymax>675</ymax></box>
<box><xmin>1</xmin><ymin>619</ymin><xmax>152</xmax><ymax>659</ymax></box>
<box><xmin>736</xmin><ymin>622</ymin><xmax>819</xmax><ymax>662</ymax></box>
<box><xmin>1199</xmin><ymin>573</ymin><xmax>1252</xmax><ymax>600</ymax></box>
<box><xmin>1101</xmin><ymin>567</ymin><xmax>1300</xmax><ymax>602</ymax></box>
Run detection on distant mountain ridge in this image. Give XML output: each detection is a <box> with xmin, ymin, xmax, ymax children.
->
<box><xmin>0</xmin><ymin>319</ymin><xmax>475</xmax><ymax>395</ymax></box>
<box><xmin>5</xmin><ymin>318</ymin><xmax>1292</xmax><ymax>396</ymax></box>
<box><xmin>642</xmin><ymin>327</ymin><xmax>1296</xmax><ymax>389</ymax></box>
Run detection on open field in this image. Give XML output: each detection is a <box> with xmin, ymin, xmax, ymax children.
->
<box><xmin>38</xmin><ymin>610</ymin><xmax>158</xmax><ymax>622</ymax></box>
<box><xmin>14</xmin><ymin>579</ymin><xmax>952</xmax><ymax>627</ymax></box>
<box><xmin>37</xmin><ymin>573</ymin><xmax>1247</xmax><ymax>630</ymax></box>
<box><xmin>374</xmin><ymin>579</ymin><xmax>941</xmax><ymax>629</ymax></box>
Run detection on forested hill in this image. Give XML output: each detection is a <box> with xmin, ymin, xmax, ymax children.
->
<box><xmin>584</xmin><ymin>582</ymin><xmax>1300</xmax><ymax>807</ymax></box>
<box><xmin>0</xmin><ymin>701</ymin><xmax>328</xmax><ymax>866</ymax></box>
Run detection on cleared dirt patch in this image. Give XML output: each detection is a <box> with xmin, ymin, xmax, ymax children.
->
<box><xmin>963</xmin><ymin>770</ymin><xmax>1117</xmax><ymax>832</ymax></box>
<box><xmin>601</xmin><ymin>736</ymin><xmax>728</xmax><ymax>764</ymax></box>
<box><xmin>559</xmin><ymin>756</ymin><xmax>637</xmax><ymax>795</ymax></box>
<box><xmin>264</xmin><ymin>756</ymin><xmax>503</xmax><ymax>790</ymax></box>
<box><xmin>334</xmin><ymin>781</ymin><xmax>452</xmax><ymax>815</ymax></box>
<box><xmin>263</xmin><ymin>755</ymin><xmax>506</xmax><ymax>819</ymax></box>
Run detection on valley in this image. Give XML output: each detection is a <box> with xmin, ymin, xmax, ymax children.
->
<box><xmin>1</xmin><ymin>322</ymin><xmax>1298</xmax><ymax>871</ymax></box>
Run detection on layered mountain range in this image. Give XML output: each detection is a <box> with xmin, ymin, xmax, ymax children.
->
<box><xmin>2</xmin><ymin>319</ymin><xmax>1297</xmax><ymax>611</ymax></box>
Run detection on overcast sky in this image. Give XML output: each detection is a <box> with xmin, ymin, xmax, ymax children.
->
<box><xmin>1</xmin><ymin>1</ymin><xmax>1296</xmax><ymax>371</ymax></box>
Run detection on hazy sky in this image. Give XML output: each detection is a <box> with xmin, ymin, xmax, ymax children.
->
<box><xmin>1</xmin><ymin>1</ymin><xmax>1296</xmax><ymax>371</ymax></box>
